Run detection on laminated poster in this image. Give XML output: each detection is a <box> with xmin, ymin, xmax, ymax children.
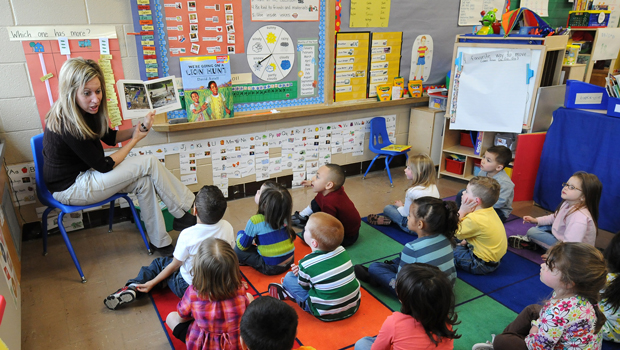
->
<box><xmin>250</xmin><ymin>0</ymin><xmax>320</xmax><ymax>21</ymax></box>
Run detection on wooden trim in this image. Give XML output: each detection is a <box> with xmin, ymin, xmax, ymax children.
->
<box><xmin>324</xmin><ymin>0</ymin><xmax>335</xmax><ymax>105</ymax></box>
<box><xmin>152</xmin><ymin>96</ymin><xmax>429</xmax><ymax>132</ymax></box>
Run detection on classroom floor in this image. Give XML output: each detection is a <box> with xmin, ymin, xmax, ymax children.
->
<box><xmin>19</xmin><ymin>167</ymin><xmax>571</xmax><ymax>349</ymax></box>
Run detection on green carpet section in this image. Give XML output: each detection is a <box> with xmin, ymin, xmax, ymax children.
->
<box><xmin>455</xmin><ymin>279</ymin><xmax>484</xmax><ymax>305</ymax></box>
<box><xmin>347</xmin><ymin>222</ymin><xmax>406</xmax><ymax>264</ymax></box>
<box><xmin>454</xmin><ymin>296</ymin><xmax>517</xmax><ymax>349</ymax></box>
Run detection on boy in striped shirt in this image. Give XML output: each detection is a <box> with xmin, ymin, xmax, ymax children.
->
<box><xmin>269</xmin><ymin>212</ymin><xmax>361</xmax><ymax>322</ymax></box>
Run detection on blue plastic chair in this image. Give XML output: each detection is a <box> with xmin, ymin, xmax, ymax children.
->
<box><xmin>31</xmin><ymin>133</ymin><xmax>151</xmax><ymax>283</ymax></box>
<box><xmin>362</xmin><ymin>117</ymin><xmax>410</xmax><ymax>187</ymax></box>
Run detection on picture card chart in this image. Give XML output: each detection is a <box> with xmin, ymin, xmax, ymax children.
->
<box><xmin>162</xmin><ymin>0</ymin><xmax>245</xmax><ymax>55</ymax></box>
<box><xmin>350</xmin><ymin>0</ymin><xmax>391</xmax><ymax>27</ymax></box>
<box><xmin>250</xmin><ymin>0</ymin><xmax>320</xmax><ymax>21</ymax></box>
<box><xmin>368</xmin><ymin>32</ymin><xmax>402</xmax><ymax>98</ymax></box>
<box><xmin>458</xmin><ymin>0</ymin><xmax>506</xmax><ymax>26</ymax></box>
<box><xmin>335</xmin><ymin>32</ymin><xmax>370</xmax><ymax>102</ymax></box>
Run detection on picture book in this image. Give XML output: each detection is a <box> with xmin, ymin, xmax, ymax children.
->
<box><xmin>381</xmin><ymin>144</ymin><xmax>411</xmax><ymax>152</ymax></box>
<box><xmin>180</xmin><ymin>55</ymin><xmax>234</xmax><ymax>122</ymax></box>
<box><xmin>116</xmin><ymin>76</ymin><xmax>182</xmax><ymax>119</ymax></box>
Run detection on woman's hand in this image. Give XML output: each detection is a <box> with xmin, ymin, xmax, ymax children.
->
<box><xmin>523</xmin><ymin>216</ymin><xmax>538</xmax><ymax>224</ymax></box>
<box><xmin>132</xmin><ymin>123</ymin><xmax>149</xmax><ymax>142</ymax></box>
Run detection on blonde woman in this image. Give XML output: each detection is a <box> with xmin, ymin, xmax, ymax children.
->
<box><xmin>43</xmin><ymin>58</ymin><xmax>195</xmax><ymax>252</ymax></box>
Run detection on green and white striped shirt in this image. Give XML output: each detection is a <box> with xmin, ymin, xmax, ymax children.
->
<box><xmin>298</xmin><ymin>246</ymin><xmax>361</xmax><ymax>321</ymax></box>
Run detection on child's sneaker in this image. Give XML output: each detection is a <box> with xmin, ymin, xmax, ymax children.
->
<box><xmin>508</xmin><ymin>235</ymin><xmax>537</xmax><ymax>250</ymax></box>
<box><xmin>104</xmin><ymin>285</ymin><xmax>137</xmax><ymax>310</ymax></box>
<box><xmin>354</xmin><ymin>265</ymin><xmax>379</xmax><ymax>287</ymax></box>
<box><xmin>472</xmin><ymin>334</ymin><xmax>495</xmax><ymax>350</ymax></box>
<box><xmin>291</xmin><ymin>211</ymin><xmax>309</xmax><ymax>228</ymax></box>
<box><xmin>268</xmin><ymin>283</ymin><xmax>294</xmax><ymax>301</ymax></box>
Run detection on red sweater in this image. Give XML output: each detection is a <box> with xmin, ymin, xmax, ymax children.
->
<box><xmin>314</xmin><ymin>186</ymin><xmax>361</xmax><ymax>239</ymax></box>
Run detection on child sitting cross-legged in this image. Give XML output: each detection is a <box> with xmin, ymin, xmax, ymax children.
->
<box><xmin>240</xmin><ymin>296</ymin><xmax>303</xmax><ymax>350</ymax></box>
<box><xmin>235</xmin><ymin>181</ymin><xmax>295</xmax><ymax>276</ymax></box>
<box><xmin>165</xmin><ymin>238</ymin><xmax>253</xmax><ymax>349</ymax></box>
<box><xmin>269</xmin><ymin>212</ymin><xmax>361</xmax><ymax>322</ymax></box>
<box><xmin>600</xmin><ymin>232</ymin><xmax>620</xmax><ymax>343</ymax></box>
<box><xmin>103</xmin><ymin>185</ymin><xmax>234</xmax><ymax>310</ymax></box>
<box><xmin>355</xmin><ymin>263</ymin><xmax>460</xmax><ymax>350</ymax></box>
<box><xmin>355</xmin><ymin>197</ymin><xmax>458</xmax><ymax>297</ymax></box>
<box><xmin>291</xmin><ymin>164</ymin><xmax>361</xmax><ymax>246</ymax></box>
<box><xmin>454</xmin><ymin>176</ymin><xmax>507</xmax><ymax>275</ymax></box>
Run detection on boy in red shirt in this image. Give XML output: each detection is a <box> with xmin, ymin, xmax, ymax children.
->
<box><xmin>291</xmin><ymin>164</ymin><xmax>361</xmax><ymax>246</ymax></box>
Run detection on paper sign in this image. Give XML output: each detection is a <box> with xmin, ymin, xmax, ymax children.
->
<box><xmin>7</xmin><ymin>25</ymin><xmax>118</xmax><ymax>41</ymax></box>
<box><xmin>350</xmin><ymin>0</ymin><xmax>391</xmax><ymax>27</ymax></box>
<box><xmin>575</xmin><ymin>93</ymin><xmax>603</xmax><ymax>104</ymax></box>
<box><xmin>181</xmin><ymin>174</ymin><xmax>198</xmax><ymax>185</ymax></box>
<box><xmin>250</xmin><ymin>0</ymin><xmax>320</xmax><ymax>21</ymax></box>
<box><xmin>99</xmin><ymin>37</ymin><xmax>110</xmax><ymax>55</ymax></box>
<box><xmin>58</xmin><ymin>37</ymin><xmax>70</xmax><ymax>54</ymax></box>
<box><xmin>591</xmin><ymin>28</ymin><xmax>620</xmax><ymax>61</ymax></box>
<box><xmin>458</xmin><ymin>0</ymin><xmax>506</xmax><ymax>26</ymax></box>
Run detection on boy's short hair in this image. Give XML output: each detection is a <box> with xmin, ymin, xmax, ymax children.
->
<box><xmin>307</xmin><ymin>212</ymin><xmax>344</xmax><ymax>251</ymax></box>
<box><xmin>190</xmin><ymin>91</ymin><xmax>198</xmax><ymax>97</ymax></box>
<box><xmin>240</xmin><ymin>296</ymin><xmax>298</xmax><ymax>350</ymax></box>
<box><xmin>486</xmin><ymin>145</ymin><xmax>512</xmax><ymax>168</ymax></box>
<box><xmin>194</xmin><ymin>185</ymin><xmax>227</xmax><ymax>224</ymax></box>
<box><xmin>325</xmin><ymin>163</ymin><xmax>345</xmax><ymax>190</ymax></box>
<box><xmin>208</xmin><ymin>80</ymin><xmax>217</xmax><ymax>89</ymax></box>
<box><xmin>468</xmin><ymin>176</ymin><xmax>500</xmax><ymax>209</ymax></box>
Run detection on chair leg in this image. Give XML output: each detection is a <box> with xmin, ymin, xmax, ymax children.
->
<box><xmin>57</xmin><ymin>212</ymin><xmax>87</xmax><ymax>283</ymax></box>
<box><xmin>363</xmin><ymin>155</ymin><xmax>381</xmax><ymax>179</ymax></box>
<box><xmin>41</xmin><ymin>207</ymin><xmax>55</xmax><ymax>256</ymax></box>
<box><xmin>123</xmin><ymin>195</ymin><xmax>152</xmax><ymax>255</ymax></box>
<box><xmin>108</xmin><ymin>200</ymin><xmax>115</xmax><ymax>232</ymax></box>
<box><xmin>385</xmin><ymin>156</ymin><xmax>394</xmax><ymax>187</ymax></box>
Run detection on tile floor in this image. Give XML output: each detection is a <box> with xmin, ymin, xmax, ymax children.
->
<box><xmin>20</xmin><ymin>167</ymin><xmax>599</xmax><ymax>349</ymax></box>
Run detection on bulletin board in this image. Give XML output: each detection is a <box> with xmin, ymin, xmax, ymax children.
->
<box><xmin>130</xmin><ymin>0</ymin><xmax>326</xmax><ymax>115</ymax></box>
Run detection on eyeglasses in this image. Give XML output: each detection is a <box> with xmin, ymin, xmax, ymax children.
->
<box><xmin>562</xmin><ymin>182</ymin><xmax>582</xmax><ymax>191</ymax></box>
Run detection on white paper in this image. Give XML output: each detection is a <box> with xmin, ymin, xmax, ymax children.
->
<box><xmin>575</xmin><ymin>93</ymin><xmax>603</xmax><ymax>104</ymax></box>
<box><xmin>591</xmin><ymin>28</ymin><xmax>620</xmax><ymax>60</ymax></box>
<box><xmin>458</xmin><ymin>0</ymin><xmax>506</xmax><ymax>26</ymax></box>
<box><xmin>250</xmin><ymin>0</ymin><xmax>320</xmax><ymax>21</ymax></box>
<box><xmin>181</xmin><ymin>174</ymin><xmax>198</xmax><ymax>185</ymax></box>
<box><xmin>520</xmin><ymin>0</ymin><xmax>548</xmax><ymax>17</ymax></box>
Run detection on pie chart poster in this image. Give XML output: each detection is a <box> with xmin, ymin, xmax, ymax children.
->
<box><xmin>180</xmin><ymin>56</ymin><xmax>234</xmax><ymax>120</ymax></box>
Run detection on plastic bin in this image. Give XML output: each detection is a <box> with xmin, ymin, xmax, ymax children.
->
<box><xmin>136</xmin><ymin>205</ymin><xmax>175</xmax><ymax>232</ymax></box>
<box><xmin>445</xmin><ymin>158</ymin><xmax>465</xmax><ymax>175</ymax></box>
<box><xmin>608</xmin><ymin>96</ymin><xmax>620</xmax><ymax>118</ymax></box>
<box><xmin>565</xmin><ymin>80</ymin><xmax>608</xmax><ymax>110</ymax></box>
<box><xmin>473</xmin><ymin>159</ymin><xmax>481</xmax><ymax>176</ymax></box>
<box><xmin>428</xmin><ymin>91</ymin><xmax>447</xmax><ymax>111</ymax></box>
<box><xmin>568</xmin><ymin>11</ymin><xmax>610</xmax><ymax>28</ymax></box>
<box><xmin>460</xmin><ymin>132</ymin><xmax>474</xmax><ymax>148</ymax></box>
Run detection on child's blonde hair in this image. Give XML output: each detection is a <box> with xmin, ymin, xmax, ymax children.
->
<box><xmin>407</xmin><ymin>154</ymin><xmax>436</xmax><ymax>191</ymax></box>
<box><xmin>468</xmin><ymin>176</ymin><xmax>500</xmax><ymax>208</ymax></box>
<box><xmin>546</xmin><ymin>242</ymin><xmax>607</xmax><ymax>333</ymax></box>
<box><xmin>192</xmin><ymin>238</ymin><xmax>242</xmax><ymax>301</ymax></box>
<box><xmin>307</xmin><ymin>212</ymin><xmax>344</xmax><ymax>251</ymax></box>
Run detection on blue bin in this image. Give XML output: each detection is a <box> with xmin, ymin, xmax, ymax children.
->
<box><xmin>608</xmin><ymin>96</ymin><xmax>620</xmax><ymax>118</ymax></box>
<box><xmin>564</xmin><ymin>80</ymin><xmax>608</xmax><ymax>110</ymax></box>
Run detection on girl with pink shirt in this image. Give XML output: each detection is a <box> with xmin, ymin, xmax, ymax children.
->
<box><xmin>510</xmin><ymin>171</ymin><xmax>602</xmax><ymax>250</ymax></box>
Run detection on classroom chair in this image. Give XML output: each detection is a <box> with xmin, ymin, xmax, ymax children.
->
<box><xmin>31</xmin><ymin>133</ymin><xmax>151</xmax><ymax>283</ymax></box>
<box><xmin>362</xmin><ymin>117</ymin><xmax>409</xmax><ymax>187</ymax></box>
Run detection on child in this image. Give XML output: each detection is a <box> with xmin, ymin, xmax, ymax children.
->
<box><xmin>268</xmin><ymin>212</ymin><xmax>361</xmax><ymax>322</ymax></box>
<box><xmin>600</xmin><ymin>232</ymin><xmax>620</xmax><ymax>342</ymax></box>
<box><xmin>291</xmin><ymin>164</ymin><xmax>361</xmax><ymax>246</ymax></box>
<box><xmin>103</xmin><ymin>186</ymin><xmax>234</xmax><ymax>309</ymax></box>
<box><xmin>235</xmin><ymin>181</ymin><xmax>296</xmax><ymax>275</ymax></box>
<box><xmin>354</xmin><ymin>263</ymin><xmax>459</xmax><ymax>350</ymax></box>
<box><xmin>165</xmin><ymin>238</ymin><xmax>252</xmax><ymax>349</ymax></box>
<box><xmin>188</xmin><ymin>91</ymin><xmax>207</xmax><ymax>122</ymax></box>
<box><xmin>367</xmin><ymin>154</ymin><xmax>440</xmax><ymax>234</ymax></box>
<box><xmin>454</xmin><ymin>176</ymin><xmax>507</xmax><ymax>275</ymax></box>
<box><xmin>355</xmin><ymin>197</ymin><xmax>458</xmax><ymax>297</ymax></box>
<box><xmin>240</xmin><ymin>296</ymin><xmax>298</xmax><ymax>350</ymax></box>
<box><xmin>206</xmin><ymin>80</ymin><xmax>231</xmax><ymax>119</ymax></box>
<box><xmin>511</xmin><ymin>171</ymin><xmax>602</xmax><ymax>250</ymax></box>
<box><xmin>456</xmin><ymin>146</ymin><xmax>514</xmax><ymax>222</ymax></box>
<box><xmin>476</xmin><ymin>242</ymin><xmax>607</xmax><ymax>350</ymax></box>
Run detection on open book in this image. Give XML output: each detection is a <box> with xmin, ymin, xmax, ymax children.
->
<box><xmin>117</xmin><ymin>76</ymin><xmax>182</xmax><ymax>119</ymax></box>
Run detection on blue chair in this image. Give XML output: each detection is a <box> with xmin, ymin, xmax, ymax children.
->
<box><xmin>362</xmin><ymin>117</ymin><xmax>410</xmax><ymax>187</ymax></box>
<box><xmin>31</xmin><ymin>133</ymin><xmax>151</xmax><ymax>283</ymax></box>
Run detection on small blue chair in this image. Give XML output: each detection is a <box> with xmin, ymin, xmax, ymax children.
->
<box><xmin>31</xmin><ymin>133</ymin><xmax>151</xmax><ymax>283</ymax></box>
<box><xmin>362</xmin><ymin>117</ymin><xmax>410</xmax><ymax>187</ymax></box>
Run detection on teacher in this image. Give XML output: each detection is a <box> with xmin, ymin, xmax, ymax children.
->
<box><xmin>43</xmin><ymin>58</ymin><xmax>196</xmax><ymax>252</ymax></box>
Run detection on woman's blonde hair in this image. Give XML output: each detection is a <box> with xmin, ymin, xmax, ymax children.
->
<box><xmin>45</xmin><ymin>58</ymin><xmax>109</xmax><ymax>140</ymax></box>
<box><xmin>407</xmin><ymin>154</ymin><xmax>437</xmax><ymax>190</ymax></box>
<box><xmin>192</xmin><ymin>238</ymin><xmax>242</xmax><ymax>301</ymax></box>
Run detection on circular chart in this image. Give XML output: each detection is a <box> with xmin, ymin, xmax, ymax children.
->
<box><xmin>246</xmin><ymin>25</ymin><xmax>295</xmax><ymax>82</ymax></box>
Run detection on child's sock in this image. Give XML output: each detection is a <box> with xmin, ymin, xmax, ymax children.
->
<box><xmin>299</xmin><ymin>205</ymin><xmax>313</xmax><ymax>217</ymax></box>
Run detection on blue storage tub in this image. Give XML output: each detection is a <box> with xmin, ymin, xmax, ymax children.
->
<box><xmin>564</xmin><ymin>80</ymin><xmax>608</xmax><ymax>110</ymax></box>
<box><xmin>608</xmin><ymin>96</ymin><xmax>620</xmax><ymax>118</ymax></box>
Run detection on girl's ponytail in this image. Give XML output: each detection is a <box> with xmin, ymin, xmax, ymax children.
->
<box><xmin>412</xmin><ymin>197</ymin><xmax>460</xmax><ymax>246</ymax></box>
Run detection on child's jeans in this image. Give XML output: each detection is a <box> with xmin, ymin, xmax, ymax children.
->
<box><xmin>493</xmin><ymin>304</ymin><xmax>542</xmax><ymax>350</ymax></box>
<box><xmin>382</xmin><ymin>204</ymin><xmax>416</xmax><ymax>235</ymax></box>
<box><xmin>234</xmin><ymin>246</ymin><xmax>291</xmax><ymax>276</ymax></box>
<box><xmin>453</xmin><ymin>244</ymin><xmax>500</xmax><ymax>275</ymax></box>
<box><xmin>282</xmin><ymin>272</ymin><xmax>312</xmax><ymax>312</ymax></box>
<box><xmin>525</xmin><ymin>225</ymin><xmax>557</xmax><ymax>249</ymax></box>
<box><xmin>126</xmin><ymin>256</ymin><xmax>189</xmax><ymax>298</ymax></box>
<box><xmin>354</xmin><ymin>336</ymin><xmax>377</xmax><ymax>350</ymax></box>
<box><xmin>368</xmin><ymin>259</ymin><xmax>400</xmax><ymax>298</ymax></box>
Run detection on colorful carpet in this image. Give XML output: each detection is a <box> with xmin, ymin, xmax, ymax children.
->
<box><xmin>150</xmin><ymin>217</ymin><xmax>620</xmax><ymax>349</ymax></box>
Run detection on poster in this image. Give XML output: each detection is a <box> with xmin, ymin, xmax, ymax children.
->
<box><xmin>180</xmin><ymin>56</ymin><xmax>234</xmax><ymax>121</ymax></box>
<box><xmin>297</xmin><ymin>38</ymin><xmax>319</xmax><ymax>97</ymax></box>
<box><xmin>163</xmin><ymin>0</ymin><xmax>245</xmax><ymax>55</ymax></box>
<box><xmin>250</xmin><ymin>0</ymin><xmax>320</xmax><ymax>21</ymax></box>
<box><xmin>350</xmin><ymin>0</ymin><xmax>391</xmax><ymax>27</ymax></box>
<box><xmin>458</xmin><ymin>0</ymin><xmax>506</xmax><ymax>26</ymax></box>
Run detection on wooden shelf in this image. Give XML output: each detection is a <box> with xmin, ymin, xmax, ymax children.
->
<box><xmin>562</xmin><ymin>63</ymin><xmax>587</xmax><ymax>67</ymax></box>
<box><xmin>443</xmin><ymin>145</ymin><xmax>480</xmax><ymax>158</ymax></box>
<box><xmin>151</xmin><ymin>96</ymin><xmax>429</xmax><ymax>132</ymax></box>
<box><xmin>439</xmin><ymin>170</ymin><xmax>474</xmax><ymax>181</ymax></box>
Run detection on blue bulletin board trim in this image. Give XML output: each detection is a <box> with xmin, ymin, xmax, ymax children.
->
<box><xmin>147</xmin><ymin>0</ymin><xmax>325</xmax><ymax>118</ymax></box>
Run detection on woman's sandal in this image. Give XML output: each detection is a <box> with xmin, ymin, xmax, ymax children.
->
<box><xmin>367</xmin><ymin>214</ymin><xmax>392</xmax><ymax>226</ymax></box>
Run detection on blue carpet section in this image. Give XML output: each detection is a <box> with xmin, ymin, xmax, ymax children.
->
<box><xmin>488</xmin><ymin>275</ymin><xmax>552</xmax><ymax>313</ymax></box>
<box><xmin>361</xmin><ymin>217</ymin><xmax>416</xmax><ymax>245</ymax></box>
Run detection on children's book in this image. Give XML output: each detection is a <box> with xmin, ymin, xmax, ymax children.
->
<box><xmin>381</xmin><ymin>144</ymin><xmax>411</xmax><ymax>152</ymax></box>
<box><xmin>474</xmin><ymin>131</ymin><xmax>484</xmax><ymax>156</ymax></box>
<box><xmin>180</xmin><ymin>56</ymin><xmax>234</xmax><ymax>122</ymax></box>
<box><xmin>116</xmin><ymin>76</ymin><xmax>182</xmax><ymax>120</ymax></box>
